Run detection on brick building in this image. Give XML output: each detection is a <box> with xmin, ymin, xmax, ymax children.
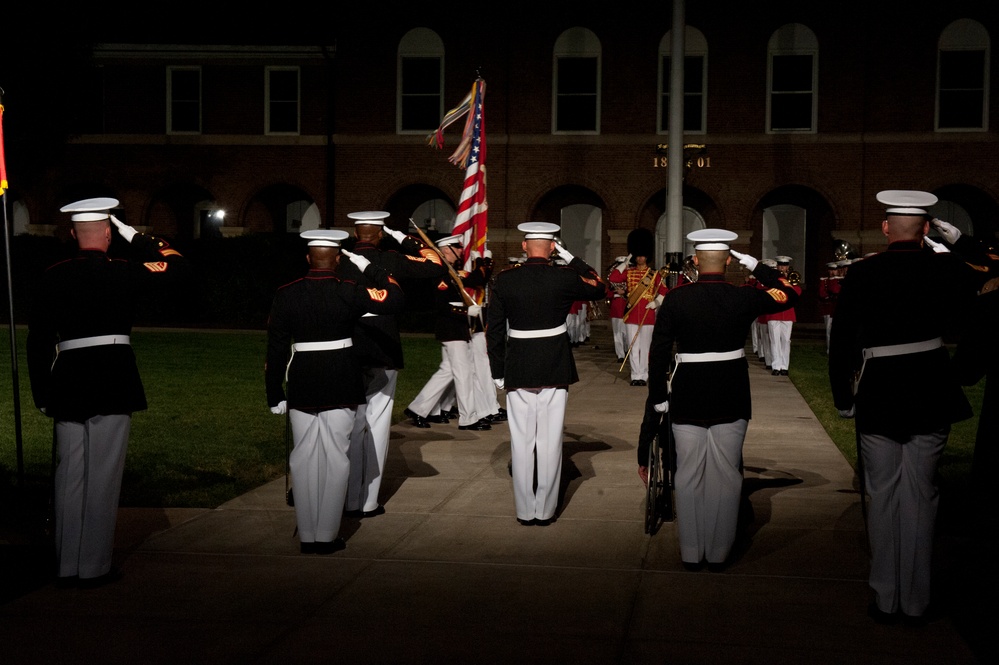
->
<box><xmin>3</xmin><ymin>2</ymin><xmax>998</xmax><ymax>322</ymax></box>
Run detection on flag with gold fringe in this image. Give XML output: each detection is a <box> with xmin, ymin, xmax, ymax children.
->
<box><xmin>428</xmin><ymin>78</ymin><xmax>487</xmax><ymax>272</ymax></box>
<box><xmin>0</xmin><ymin>103</ymin><xmax>8</xmax><ymax>195</ymax></box>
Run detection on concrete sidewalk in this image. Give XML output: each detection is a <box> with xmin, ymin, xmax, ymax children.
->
<box><xmin>0</xmin><ymin>322</ymin><xmax>984</xmax><ymax>664</ymax></box>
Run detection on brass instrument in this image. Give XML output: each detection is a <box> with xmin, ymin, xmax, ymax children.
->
<box><xmin>833</xmin><ymin>239</ymin><xmax>858</xmax><ymax>261</ymax></box>
<box><xmin>682</xmin><ymin>255</ymin><xmax>699</xmax><ymax>283</ymax></box>
<box><xmin>787</xmin><ymin>269</ymin><xmax>802</xmax><ymax>286</ymax></box>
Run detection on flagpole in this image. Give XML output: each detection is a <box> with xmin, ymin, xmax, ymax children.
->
<box><xmin>0</xmin><ymin>91</ymin><xmax>25</xmax><ymax>490</ymax></box>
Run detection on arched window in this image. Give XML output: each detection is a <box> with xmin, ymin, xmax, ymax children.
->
<box><xmin>659</xmin><ymin>27</ymin><xmax>708</xmax><ymax>134</ymax></box>
<box><xmin>937</xmin><ymin>19</ymin><xmax>990</xmax><ymax>131</ymax></box>
<box><xmin>553</xmin><ymin>27</ymin><xmax>601</xmax><ymax>134</ymax></box>
<box><xmin>767</xmin><ymin>24</ymin><xmax>818</xmax><ymax>133</ymax></box>
<box><xmin>398</xmin><ymin>28</ymin><xmax>445</xmax><ymax>133</ymax></box>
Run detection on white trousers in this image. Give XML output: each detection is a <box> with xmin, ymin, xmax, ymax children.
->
<box><xmin>54</xmin><ymin>414</ymin><xmax>131</xmax><ymax>579</ymax></box>
<box><xmin>507</xmin><ymin>387</ymin><xmax>567</xmax><ymax>521</ymax></box>
<box><xmin>289</xmin><ymin>408</ymin><xmax>354</xmax><ymax>543</ymax></box>
<box><xmin>672</xmin><ymin>420</ymin><xmax>748</xmax><ymax>564</ymax></box>
<box><xmin>768</xmin><ymin>320</ymin><xmax>792</xmax><ymax>371</ymax></box>
<box><xmin>470</xmin><ymin>332</ymin><xmax>500</xmax><ymax>417</ymax></box>
<box><xmin>611</xmin><ymin>317</ymin><xmax>627</xmax><ymax>359</ymax></box>
<box><xmin>823</xmin><ymin>315</ymin><xmax>833</xmax><ymax>354</ymax></box>
<box><xmin>625</xmin><ymin>322</ymin><xmax>653</xmax><ymax>381</ymax></box>
<box><xmin>758</xmin><ymin>321</ymin><xmax>771</xmax><ymax>363</ymax></box>
<box><xmin>347</xmin><ymin>367</ymin><xmax>397</xmax><ymax>512</ymax></box>
<box><xmin>409</xmin><ymin>340</ymin><xmax>481</xmax><ymax>426</ymax></box>
<box><xmin>861</xmin><ymin>428</ymin><xmax>947</xmax><ymax>617</ymax></box>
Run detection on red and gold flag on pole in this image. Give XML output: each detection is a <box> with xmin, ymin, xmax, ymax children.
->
<box><xmin>428</xmin><ymin>78</ymin><xmax>487</xmax><ymax>272</ymax></box>
<box><xmin>0</xmin><ymin>103</ymin><xmax>9</xmax><ymax>195</ymax></box>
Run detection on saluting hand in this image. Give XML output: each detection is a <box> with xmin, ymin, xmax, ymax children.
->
<box><xmin>340</xmin><ymin>248</ymin><xmax>372</xmax><ymax>271</ymax></box>
<box><xmin>931</xmin><ymin>218</ymin><xmax>961</xmax><ymax>244</ymax></box>
<box><xmin>109</xmin><ymin>214</ymin><xmax>138</xmax><ymax>243</ymax></box>
<box><xmin>729</xmin><ymin>249</ymin><xmax>758</xmax><ymax>272</ymax></box>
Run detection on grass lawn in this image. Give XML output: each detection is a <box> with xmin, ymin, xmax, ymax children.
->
<box><xmin>0</xmin><ymin>328</ymin><xmax>441</xmax><ymax>508</ymax></box>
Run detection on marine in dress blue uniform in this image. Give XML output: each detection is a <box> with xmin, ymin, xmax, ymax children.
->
<box><xmin>27</xmin><ymin>198</ymin><xmax>190</xmax><ymax>586</ymax></box>
<box><xmin>336</xmin><ymin>211</ymin><xmax>446</xmax><ymax>517</ymax></box>
<box><xmin>266</xmin><ymin>230</ymin><xmax>404</xmax><ymax>553</ymax></box>
<box><xmin>637</xmin><ymin>229</ymin><xmax>799</xmax><ymax>569</ymax></box>
<box><xmin>829</xmin><ymin>191</ymin><xmax>976</xmax><ymax>624</ymax></box>
<box><xmin>486</xmin><ymin>222</ymin><xmax>607</xmax><ymax>524</ymax></box>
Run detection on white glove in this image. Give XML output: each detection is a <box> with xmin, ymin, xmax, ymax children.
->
<box><xmin>931</xmin><ymin>218</ymin><xmax>961</xmax><ymax>244</ymax></box>
<box><xmin>470</xmin><ymin>250</ymin><xmax>481</xmax><ymax>261</ymax></box>
<box><xmin>109</xmin><ymin>214</ymin><xmax>137</xmax><ymax>243</ymax></box>
<box><xmin>555</xmin><ymin>244</ymin><xmax>575</xmax><ymax>264</ymax></box>
<box><xmin>645</xmin><ymin>300</ymin><xmax>659</xmax><ymax>310</ymax></box>
<box><xmin>340</xmin><ymin>248</ymin><xmax>372</xmax><ymax>271</ymax></box>
<box><xmin>382</xmin><ymin>227</ymin><xmax>407</xmax><ymax>243</ymax></box>
<box><xmin>483</xmin><ymin>249</ymin><xmax>493</xmax><ymax>260</ymax></box>
<box><xmin>729</xmin><ymin>249</ymin><xmax>758</xmax><ymax>272</ymax></box>
<box><xmin>493</xmin><ymin>378</ymin><xmax>505</xmax><ymax>390</ymax></box>
<box><xmin>271</xmin><ymin>401</ymin><xmax>287</xmax><ymax>415</ymax></box>
<box><xmin>467</xmin><ymin>304</ymin><xmax>482</xmax><ymax>318</ymax></box>
<box><xmin>615</xmin><ymin>254</ymin><xmax>632</xmax><ymax>272</ymax></box>
<box><xmin>39</xmin><ymin>407</ymin><xmax>47</xmax><ymax>416</ymax></box>
<box><xmin>838</xmin><ymin>406</ymin><xmax>855</xmax><ymax>418</ymax></box>
<box><xmin>654</xmin><ymin>401</ymin><xmax>669</xmax><ymax>413</ymax></box>
<box><xmin>924</xmin><ymin>237</ymin><xmax>950</xmax><ymax>254</ymax></box>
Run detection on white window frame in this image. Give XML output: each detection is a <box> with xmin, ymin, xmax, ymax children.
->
<box><xmin>397</xmin><ymin>28</ymin><xmax>445</xmax><ymax>134</ymax></box>
<box><xmin>265</xmin><ymin>66</ymin><xmax>300</xmax><ymax>135</ymax></box>
<box><xmin>167</xmin><ymin>66</ymin><xmax>201</xmax><ymax>135</ymax></box>
<box><xmin>553</xmin><ymin>27</ymin><xmax>601</xmax><ymax>135</ymax></box>
<box><xmin>658</xmin><ymin>27</ymin><xmax>708</xmax><ymax>135</ymax></box>
<box><xmin>936</xmin><ymin>19</ymin><xmax>990</xmax><ymax>132</ymax></box>
<box><xmin>766</xmin><ymin>24</ymin><xmax>818</xmax><ymax>134</ymax></box>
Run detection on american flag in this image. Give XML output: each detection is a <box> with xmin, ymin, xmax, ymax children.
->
<box><xmin>429</xmin><ymin>78</ymin><xmax>487</xmax><ymax>272</ymax></box>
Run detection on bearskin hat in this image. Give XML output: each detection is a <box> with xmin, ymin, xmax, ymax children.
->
<box><xmin>627</xmin><ymin>228</ymin><xmax>655</xmax><ymax>260</ymax></box>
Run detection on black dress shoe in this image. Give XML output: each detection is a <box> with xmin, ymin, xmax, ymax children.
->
<box><xmin>427</xmin><ymin>414</ymin><xmax>450</xmax><ymax>424</ymax></box>
<box><xmin>771</xmin><ymin>369</ymin><xmax>779</xmax><ymax>376</ymax></box>
<box><xmin>706</xmin><ymin>561</ymin><xmax>728</xmax><ymax>573</ymax></box>
<box><xmin>682</xmin><ymin>561</ymin><xmax>704</xmax><ymax>572</ymax></box>
<box><xmin>315</xmin><ymin>538</ymin><xmax>347</xmax><ymax>555</ymax></box>
<box><xmin>630</xmin><ymin>380</ymin><xmax>641</xmax><ymax>386</ymax></box>
<box><xmin>780</xmin><ymin>369</ymin><xmax>788</xmax><ymax>376</ymax></box>
<box><xmin>867</xmin><ymin>602</ymin><xmax>898</xmax><ymax>625</ymax></box>
<box><xmin>458</xmin><ymin>419</ymin><xmax>491</xmax><ymax>431</ymax></box>
<box><xmin>361</xmin><ymin>505</ymin><xmax>385</xmax><ymax>518</ymax></box>
<box><xmin>55</xmin><ymin>575</ymin><xmax>79</xmax><ymax>589</ymax></box>
<box><xmin>517</xmin><ymin>518</ymin><xmax>536</xmax><ymax>526</ymax></box>
<box><xmin>535</xmin><ymin>516</ymin><xmax>556</xmax><ymax>527</ymax></box>
<box><xmin>488</xmin><ymin>411</ymin><xmax>507</xmax><ymax>422</ymax></box>
<box><xmin>78</xmin><ymin>568</ymin><xmax>122</xmax><ymax>589</ymax></box>
<box><xmin>343</xmin><ymin>509</ymin><xmax>363</xmax><ymax>518</ymax></box>
<box><xmin>404</xmin><ymin>408</ymin><xmax>431</xmax><ymax>428</ymax></box>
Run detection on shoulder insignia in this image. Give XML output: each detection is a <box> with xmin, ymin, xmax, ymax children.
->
<box><xmin>159</xmin><ymin>248</ymin><xmax>182</xmax><ymax>258</ymax></box>
<box><xmin>405</xmin><ymin>254</ymin><xmax>429</xmax><ymax>263</ymax></box>
<box><xmin>143</xmin><ymin>261</ymin><xmax>169</xmax><ymax>272</ymax></box>
<box><xmin>436</xmin><ymin>280</ymin><xmax>449</xmax><ymax>291</ymax></box>
<box><xmin>367</xmin><ymin>287</ymin><xmax>389</xmax><ymax>302</ymax></box>
<box><xmin>420</xmin><ymin>248</ymin><xmax>443</xmax><ymax>265</ymax></box>
<box><xmin>766</xmin><ymin>288</ymin><xmax>789</xmax><ymax>303</ymax></box>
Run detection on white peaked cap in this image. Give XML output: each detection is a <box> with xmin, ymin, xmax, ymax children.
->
<box><xmin>301</xmin><ymin>229</ymin><xmax>349</xmax><ymax>247</ymax></box>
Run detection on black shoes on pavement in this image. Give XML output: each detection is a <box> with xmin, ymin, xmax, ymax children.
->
<box><xmin>404</xmin><ymin>408</ymin><xmax>431</xmax><ymax>428</ymax></box>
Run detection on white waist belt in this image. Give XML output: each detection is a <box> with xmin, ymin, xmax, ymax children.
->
<box><xmin>286</xmin><ymin>338</ymin><xmax>353</xmax><ymax>382</ymax></box>
<box><xmin>862</xmin><ymin>337</ymin><xmax>942</xmax><ymax>360</ymax></box>
<box><xmin>854</xmin><ymin>337</ymin><xmax>943</xmax><ymax>395</ymax></box>
<box><xmin>508</xmin><ymin>324</ymin><xmax>568</xmax><ymax>339</ymax></box>
<box><xmin>56</xmin><ymin>334</ymin><xmax>130</xmax><ymax>352</ymax></box>
<box><xmin>675</xmin><ymin>349</ymin><xmax>745</xmax><ymax>363</ymax></box>
<box><xmin>669</xmin><ymin>349</ymin><xmax>744</xmax><ymax>393</ymax></box>
<box><xmin>361</xmin><ymin>312</ymin><xmax>381</xmax><ymax>318</ymax></box>
<box><xmin>292</xmin><ymin>339</ymin><xmax>353</xmax><ymax>352</ymax></box>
